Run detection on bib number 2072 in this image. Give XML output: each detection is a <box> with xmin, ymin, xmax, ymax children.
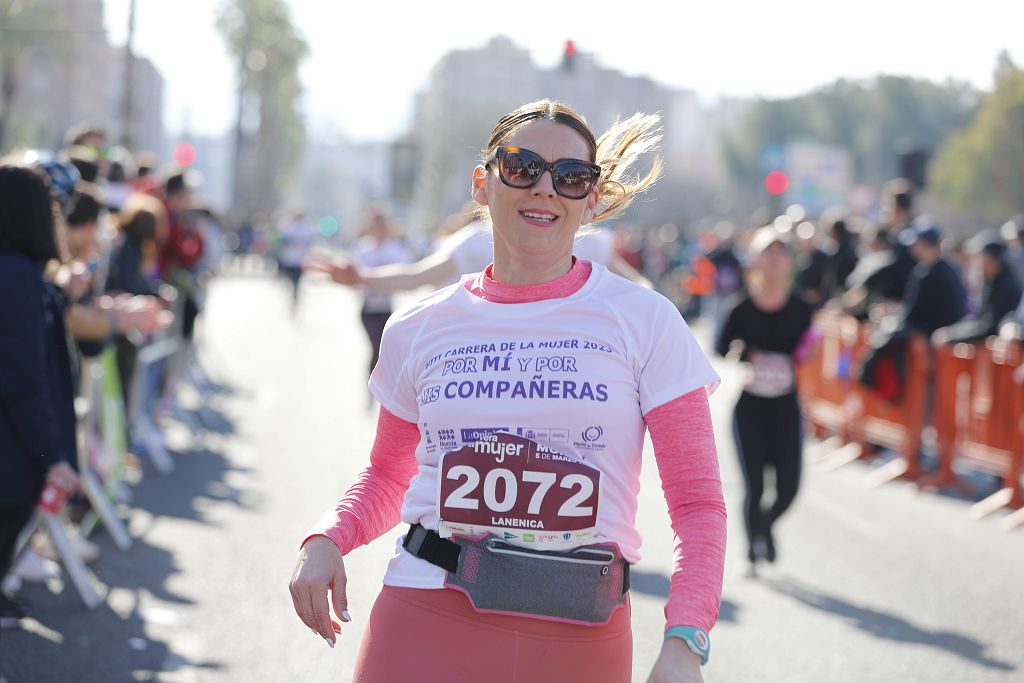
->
<box><xmin>438</xmin><ymin>432</ymin><xmax>600</xmax><ymax>531</ymax></box>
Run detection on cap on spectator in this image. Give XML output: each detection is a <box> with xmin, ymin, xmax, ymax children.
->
<box><xmin>65</xmin><ymin>145</ymin><xmax>101</xmax><ymax>183</ymax></box>
<box><xmin>900</xmin><ymin>215</ymin><xmax>941</xmax><ymax>247</ymax></box>
<box><xmin>64</xmin><ymin>122</ymin><xmax>106</xmax><ymax>148</ymax></box>
<box><xmin>966</xmin><ymin>229</ymin><xmax>1007</xmax><ymax>258</ymax></box>
<box><xmin>34</xmin><ymin>153</ymin><xmax>81</xmax><ymax>217</ymax></box>
<box><xmin>67</xmin><ymin>182</ymin><xmax>103</xmax><ymax>228</ymax></box>
<box><xmin>162</xmin><ymin>165</ymin><xmax>201</xmax><ymax>196</ymax></box>
<box><xmin>1000</xmin><ymin>214</ymin><xmax>1024</xmax><ymax>242</ymax></box>
<box><xmin>746</xmin><ymin>225</ymin><xmax>791</xmax><ymax>262</ymax></box>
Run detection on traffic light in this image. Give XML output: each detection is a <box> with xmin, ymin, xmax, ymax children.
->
<box><xmin>764</xmin><ymin>170</ymin><xmax>788</xmax><ymax>196</ymax></box>
<box><xmin>172</xmin><ymin>142</ymin><xmax>197</xmax><ymax>167</ymax></box>
<box><xmin>898</xmin><ymin>149</ymin><xmax>927</xmax><ymax>190</ymax></box>
<box><xmin>562</xmin><ymin>39</ymin><xmax>576</xmax><ymax>72</ymax></box>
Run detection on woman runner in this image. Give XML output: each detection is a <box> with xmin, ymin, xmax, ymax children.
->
<box><xmin>290</xmin><ymin>100</ymin><xmax>726</xmax><ymax>682</ymax></box>
<box><xmin>715</xmin><ymin>227</ymin><xmax>814</xmax><ymax>573</ymax></box>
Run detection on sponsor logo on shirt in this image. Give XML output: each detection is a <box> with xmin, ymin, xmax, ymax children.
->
<box><xmin>461</xmin><ymin>427</ymin><xmax>508</xmax><ymax>443</ymax></box>
<box><xmin>575</xmin><ymin>425</ymin><xmax>607</xmax><ymax>451</ymax></box>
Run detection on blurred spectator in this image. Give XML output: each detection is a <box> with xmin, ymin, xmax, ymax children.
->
<box><xmin>844</xmin><ymin>179</ymin><xmax>917</xmax><ymax>315</ymax></box>
<box><xmin>65</xmin><ymin>145</ymin><xmax>102</xmax><ymax>184</ymax></box>
<box><xmin>158</xmin><ymin>169</ymin><xmax>203</xmax><ymax>339</ymax></box>
<box><xmin>134</xmin><ymin>151</ymin><xmax>158</xmax><ymax>180</ymax></box>
<box><xmin>934</xmin><ymin>231</ymin><xmax>1022</xmax><ymax>344</ymax></box>
<box><xmin>104</xmin><ymin>146</ymin><xmax>139</xmax><ymax>212</ymax></box>
<box><xmin>0</xmin><ymin>163</ymin><xmax>80</xmax><ymax>628</ymax></box>
<box><xmin>859</xmin><ymin>218</ymin><xmax>966</xmax><ymax>400</ymax></box>
<box><xmin>683</xmin><ymin>230</ymin><xmax>717</xmax><ymax>320</ymax></box>
<box><xmin>63</xmin><ymin>122</ymin><xmax>107</xmax><ymax>150</ymax></box>
<box><xmin>275</xmin><ymin>209</ymin><xmax>315</xmax><ymax>311</ymax></box>
<box><xmin>1001</xmin><ymin>215</ymin><xmax>1024</xmax><ymax>286</ymax></box>
<box><xmin>107</xmin><ymin>194</ymin><xmax>172</xmax><ymax>408</ymax></box>
<box><xmin>900</xmin><ymin>218</ymin><xmax>967</xmax><ymax>335</ymax></box>
<box><xmin>794</xmin><ymin>222</ymin><xmax>827</xmax><ymax>305</ymax></box>
<box><xmin>352</xmin><ymin>206</ymin><xmax>412</xmax><ymax>378</ymax></box>
<box><xmin>65</xmin><ymin>183</ymin><xmax>104</xmax><ymax>262</ymax></box>
<box><xmin>108</xmin><ymin>194</ymin><xmax>166</xmax><ymax>298</ymax></box>
<box><xmin>708</xmin><ymin>222</ymin><xmax>742</xmax><ymax>301</ymax></box>
<box><xmin>819</xmin><ymin>214</ymin><xmax>859</xmax><ymax>302</ymax></box>
<box><xmin>192</xmin><ymin>206</ymin><xmax>227</xmax><ymax>275</ymax></box>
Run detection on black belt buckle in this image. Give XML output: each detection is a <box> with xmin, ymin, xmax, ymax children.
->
<box><xmin>402</xmin><ymin>522</ymin><xmax>430</xmax><ymax>555</ymax></box>
<box><xmin>403</xmin><ymin>523</ymin><xmax>461</xmax><ymax>573</ymax></box>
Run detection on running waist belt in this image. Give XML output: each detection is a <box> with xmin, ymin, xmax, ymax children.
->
<box><xmin>403</xmin><ymin>523</ymin><xmax>630</xmax><ymax>625</ymax></box>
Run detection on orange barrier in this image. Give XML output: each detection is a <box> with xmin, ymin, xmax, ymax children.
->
<box><xmin>796</xmin><ymin>309</ymin><xmax>863</xmax><ymax>443</ymax></box>
<box><xmin>850</xmin><ymin>331</ymin><xmax>931</xmax><ymax>486</ymax></box>
<box><xmin>799</xmin><ymin>309</ymin><xmax>1024</xmax><ymax>526</ymax></box>
<box><xmin>922</xmin><ymin>338</ymin><xmax>1024</xmax><ymax>525</ymax></box>
<box><xmin>797</xmin><ymin>311</ymin><xmax>930</xmax><ymax>482</ymax></box>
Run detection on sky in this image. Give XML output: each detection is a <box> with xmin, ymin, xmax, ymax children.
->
<box><xmin>103</xmin><ymin>0</ymin><xmax>1023</xmax><ymax>142</ymax></box>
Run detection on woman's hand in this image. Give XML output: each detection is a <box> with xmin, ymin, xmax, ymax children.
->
<box><xmin>46</xmin><ymin>461</ymin><xmax>79</xmax><ymax>493</ymax></box>
<box><xmin>288</xmin><ymin>535</ymin><xmax>351</xmax><ymax>648</ymax></box>
<box><xmin>113</xmin><ymin>295</ymin><xmax>173</xmax><ymax>335</ymax></box>
<box><xmin>303</xmin><ymin>254</ymin><xmax>360</xmax><ymax>287</ymax></box>
<box><xmin>646</xmin><ymin>637</ymin><xmax>704</xmax><ymax>683</ymax></box>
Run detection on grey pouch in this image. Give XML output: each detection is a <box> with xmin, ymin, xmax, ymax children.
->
<box><xmin>443</xmin><ymin>533</ymin><xmax>629</xmax><ymax>625</ymax></box>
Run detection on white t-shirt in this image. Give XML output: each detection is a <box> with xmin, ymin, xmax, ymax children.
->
<box><xmin>437</xmin><ymin>220</ymin><xmax>616</xmax><ymax>281</ymax></box>
<box><xmin>355</xmin><ymin>237</ymin><xmax>413</xmax><ymax>312</ymax></box>
<box><xmin>368</xmin><ymin>263</ymin><xmax>720</xmax><ymax>589</ymax></box>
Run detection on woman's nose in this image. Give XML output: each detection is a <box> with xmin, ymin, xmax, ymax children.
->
<box><xmin>531</xmin><ymin>169</ymin><xmax>556</xmax><ymax>197</ymax></box>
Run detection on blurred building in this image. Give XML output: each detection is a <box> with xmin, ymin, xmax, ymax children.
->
<box><xmin>107</xmin><ymin>49</ymin><xmax>166</xmax><ymax>157</ymax></box>
<box><xmin>186</xmin><ymin>133</ymin><xmax>232</xmax><ymax>214</ymax></box>
<box><xmin>407</xmin><ymin>36</ymin><xmax>541</xmax><ymax>232</ymax></box>
<box><xmin>404</xmin><ymin>36</ymin><xmax>746</xmax><ymax>233</ymax></box>
<box><xmin>0</xmin><ymin>0</ymin><xmax>165</xmax><ymax>155</ymax></box>
<box><xmin>291</xmin><ymin>131</ymin><xmax>395</xmax><ymax>241</ymax></box>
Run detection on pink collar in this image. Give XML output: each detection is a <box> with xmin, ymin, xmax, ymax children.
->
<box><xmin>464</xmin><ymin>258</ymin><xmax>593</xmax><ymax>303</ymax></box>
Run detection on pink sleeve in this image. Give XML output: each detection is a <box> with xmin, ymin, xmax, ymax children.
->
<box><xmin>644</xmin><ymin>388</ymin><xmax>727</xmax><ymax>633</ymax></box>
<box><xmin>302</xmin><ymin>406</ymin><xmax>420</xmax><ymax>555</ymax></box>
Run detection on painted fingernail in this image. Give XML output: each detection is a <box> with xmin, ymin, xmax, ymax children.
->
<box><xmin>341</xmin><ymin>610</ymin><xmax>352</xmax><ymax>622</ymax></box>
<box><xmin>324</xmin><ymin>637</ymin><xmax>335</xmax><ymax>649</ymax></box>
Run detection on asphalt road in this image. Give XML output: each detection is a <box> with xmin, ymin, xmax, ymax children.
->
<box><xmin>2</xmin><ymin>269</ymin><xmax>1022</xmax><ymax>682</ymax></box>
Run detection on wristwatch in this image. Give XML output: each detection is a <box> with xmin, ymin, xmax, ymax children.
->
<box><xmin>664</xmin><ymin>626</ymin><xmax>711</xmax><ymax>665</ymax></box>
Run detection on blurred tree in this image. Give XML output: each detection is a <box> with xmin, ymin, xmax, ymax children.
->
<box><xmin>931</xmin><ymin>60</ymin><xmax>1024</xmax><ymax>219</ymax></box>
<box><xmin>721</xmin><ymin>76</ymin><xmax>978</xmax><ymax>199</ymax></box>
<box><xmin>217</xmin><ymin>0</ymin><xmax>308</xmax><ymax>221</ymax></box>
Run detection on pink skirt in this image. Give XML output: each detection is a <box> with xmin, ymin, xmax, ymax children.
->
<box><xmin>353</xmin><ymin>586</ymin><xmax>633</xmax><ymax>683</ymax></box>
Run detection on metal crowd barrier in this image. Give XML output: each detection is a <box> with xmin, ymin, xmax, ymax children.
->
<box><xmin>798</xmin><ymin>310</ymin><xmax>1024</xmax><ymax>529</ymax></box>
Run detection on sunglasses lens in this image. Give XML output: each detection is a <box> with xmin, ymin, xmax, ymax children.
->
<box><xmin>499</xmin><ymin>150</ymin><xmax>542</xmax><ymax>188</ymax></box>
<box><xmin>553</xmin><ymin>163</ymin><xmax>598</xmax><ymax>199</ymax></box>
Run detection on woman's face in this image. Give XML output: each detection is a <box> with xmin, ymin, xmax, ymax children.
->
<box><xmin>472</xmin><ymin>119</ymin><xmax>597</xmax><ymax>266</ymax></box>
<box><xmin>757</xmin><ymin>241</ymin><xmax>792</xmax><ymax>279</ymax></box>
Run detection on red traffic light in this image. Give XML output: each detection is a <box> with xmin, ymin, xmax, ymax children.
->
<box><xmin>764</xmin><ymin>170</ymin><xmax>788</xmax><ymax>196</ymax></box>
<box><xmin>172</xmin><ymin>142</ymin><xmax>197</xmax><ymax>167</ymax></box>
<box><xmin>564</xmin><ymin>39</ymin><xmax>576</xmax><ymax>57</ymax></box>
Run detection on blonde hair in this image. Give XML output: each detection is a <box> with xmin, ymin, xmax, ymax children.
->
<box><xmin>480</xmin><ymin>99</ymin><xmax>662</xmax><ymax>223</ymax></box>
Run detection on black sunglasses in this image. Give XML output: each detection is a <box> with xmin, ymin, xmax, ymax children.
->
<box><xmin>486</xmin><ymin>146</ymin><xmax>601</xmax><ymax>200</ymax></box>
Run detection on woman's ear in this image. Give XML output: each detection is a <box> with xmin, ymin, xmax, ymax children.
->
<box><xmin>581</xmin><ymin>187</ymin><xmax>599</xmax><ymax>225</ymax></box>
<box><xmin>470</xmin><ymin>165</ymin><xmax>488</xmax><ymax>207</ymax></box>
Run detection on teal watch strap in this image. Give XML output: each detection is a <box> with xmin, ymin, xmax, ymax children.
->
<box><xmin>664</xmin><ymin>626</ymin><xmax>710</xmax><ymax>665</ymax></box>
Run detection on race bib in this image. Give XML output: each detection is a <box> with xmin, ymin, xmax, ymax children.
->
<box><xmin>744</xmin><ymin>351</ymin><xmax>795</xmax><ymax>397</ymax></box>
<box><xmin>437</xmin><ymin>431</ymin><xmax>601</xmax><ymax>550</ymax></box>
